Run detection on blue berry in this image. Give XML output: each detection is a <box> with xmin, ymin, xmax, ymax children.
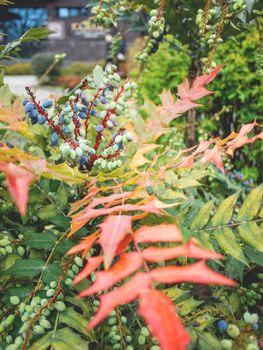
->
<box><xmin>79</xmin><ymin>112</ymin><xmax>86</xmax><ymax>119</ymax></box>
<box><xmin>73</xmin><ymin>114</ymin><xmax>78</xmax><ymax>120</ymax></box>
<box><xmin>93</xmin><ymin>100</ymin><xmax>98</xmax><ymax>107</ymax></box>
<box><xmin>38</xmin><ymin>116</ymin><xmax>46</xmax><ymax>125</ymax></box>
<box><xmin>100</xmin><ymin>96</ymin><xmax>107</xmax><ymax>104</ymax></box>
<box><xmin>25</xmin><ymin>103</ymin><xmax>35</xmax><ymax>113</ymax></box>
<box><xmin>73</xmin><ymin>104</ymin><xmax>79</xmax><ymax>112</ymax></box>
<box><xmin>90</xmin><ymin>109</ymin><xmax>97</xmax><ymax>116</ymax></box>
<box><xmin>42</xmin><ymin>100</ymin><xmax>52</xmax><ymax>108</ymax></box>
<box><xmin>217</xmin><ymin>320</ymin><xmax>228</xmax><ymax>332</ymax></box>
<box><xmin>95</xmin><ymin>125</ymin><xmax>104</xmax><ymax>132</ymax></box>
<box><xmin>30</xmin><ymin>116</ymin><xmax>38</xmax><ymax>125</ymax></box>
<box><xmin>81</xmin><ymin>106</ymin><xmax>88</xmax><ymax>113</ymax></box>
<box><xmin>59</xmin><ymin>116</ymin><xmax>65</xmax><ymax>124</ymax></box>
<box><xmin>30</xmin><ymin>109</ymin><xmax>39</xmax><ymax>119</ymax></box>
<box><xmin>51</xmin><ymin>133</ymin><xmax>58</xmax><ymax>146</ymax></box>
<box><xmin>22</xmin><ymin>98</ymin><xmax>29</xmax><ymax>106</ymax></box>
<box><xmin>63</xmin><ymin>126</ymin><xmax>70</xmax><ymax>134</ymax></box>
<box><xmin>80</xmin><ymin>156</ymin><xmax>88</xmax><ymax>165</ymax></box>
<box><xmin>252</xmin><ymin>323</ymin><xmax>258</xmax><ymax>331</ymax></box>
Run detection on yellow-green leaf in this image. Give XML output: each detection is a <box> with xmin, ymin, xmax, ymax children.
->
<box><xmin>238</xmin><ymin>223</ymin><xmax>263</xmax><ymax>253</ymax></box>
<box><xmin>190</xmin><ymin>200</ymin><xmax>214</xmax><ymax>230</ymax></box>
<box><xmin>212</xmin><ymin>192</ymin><xmax>239</xmax><ymax>226</ymax></box>
<box><xmin>214</xmin><ymin>228</ymin><xmax>247</xmax><ymax>265</ymax></box>
<box><xmin>237</xmin><ymin>185</ymin><xmax>263</xmax><ymax>221</ymax></box>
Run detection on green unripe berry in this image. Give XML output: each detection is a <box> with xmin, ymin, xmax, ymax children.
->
<box><xmin>39</xmin><ymin>318</ymin><xmax>52</xmax><ymax>329</ymax></box>
<box><xmin>140</xmin><ymin>327</ymin><xmax>150</xmax><ymax>336</ymax></box>
<box><xmin>125</xmin><ymin>335</ymin><xmax>132</xmax><ymax>343</ymax></box>
<box><xmin>152</xmin><ymin>31</ymin><xmax>160</xmax><ymax>39</ymax></box>
<box><xmin>6</xmin><ymin>345</ymin><xmax>18</xmax><ymax>350</ymax></box>
<box><xmin>54</xmin><ymin>301</ymin><xmax>67</xmax><ymax>312</ymax></box>
<box><xmin>126</xmin><ymin>346</ymin><xmax>134</xmax><ymax>350</ymax></box>
<box><xmin>71</xmin><ymin>264</ymin><xmax>79</xmax><ymax>273</ymax></box>
<box><xmin>14</xmin><ymin>336</ymin><xmax>23</xmax><ymax>346</ymax></box>
<box><xmin>65</xmin><ymin>278</ymin><xmax>73</xmax><ymax>286</ymax></box>
<box><xmin>50</xmin><ymin>281</ymin><xmax>57</xmax><ymax>289</ymax></box>
<box><xmin>46</xmin><ymin>289</ymin><xmax>55</xmax><ymax>297</ymax></box>
<box><xmin>66</xmin><ymin>269</ymin><xmax>74</xmax><ymax>278</ymax></box>
<box><xmin>112</xmin><ymin>344</ymin><xmax>121</xmax><ymax>350</ymax></box>
<box><xmin>4</xmin><ymin>314</ymin><xmax>15</xmax><ymax>327</ymax></box>
<box><xmin>150</xmin><ymin>347</ymin><xmax>161</xmax><ymax>350</ymax></box>
<box><xmin>74</xmin><ymin>256</ymin><xmax>83</xmax><ymax>267</ymax></box>
<box><xmin>221</xmin><ymin>339</ymin><xmax>233</xmax><ymax>349</ymax></box>
<box><xmin>10</xmin><ymin>296</ymin><xmax>20</xmax><ymax>305</ymax></box>
<box><xmin>5</xmin><ymin>245</ymin><xmax>13</xmax><ymax>253</ymax></box>
<box><xmin>138</xmin><ymin>335</ymin><xmax>146</xmax><ymax>345</ymax></box>
<box><xmin>121</xmin><ymin>316</ymin><xmax>127</xmax><ymax>324</ymax></box>
<box><xmin>227</xmin><ymin>324</ymin><xmax>240</xmax><ymax>338</ymax></box>
<box><xmin>17</xmin><ymin>246</ymin><xmax>25</xmax><ymax>257</ymax></box>
<box><xmin>150</xmin><ymin>9</ymin><xmax>158</xmax><ymax>16</ymax></box>
<box><xmin>6</xmin><ymin>335</ymin><xmax>13</xmax><ymax>344</ymax></box>
<box><xmin>246</xmin><ymin>344</ymin><xmax>259</xmax><ymax>350</ymax></box>
<box><xmin>33</xmin><ymin>325</ymin><xmax>45</xmax><ymax>335</ymax></box>
<box><xmin>109</xmin><ymin>101</ymin><xmax>116</xmax><ymax>110</ymax></box>
<box><xmin>108</xmin><ymin>317</ymin><xmax>117</xmax><ymax>325</ymax></box>
<box><xmin>0</xmin><ymin>238</ymin><xmax>10</xmax><ymax>246</ymax></box>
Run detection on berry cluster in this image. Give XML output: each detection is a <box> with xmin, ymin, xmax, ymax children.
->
<box><xmin>136</xmin><ymin>7</ymin><xmax>166</xmax><ymax>66</ymax></box>
<box><xmin>64</xmin><ymin>256</ymin><xmax>83</xmax><ymax>286</ymax></box>
<box><xmin>0</xmin><ymin>232</ymin><xmax>25</xmax><ymax>258</ymax></box>
<box><xmin>23</xmin><ymin>65</ymin><xmax>136</xmax><ymax>171</ymax></box>
<box><xmin>90</xmin><ymin>0</ymin><xmax>132</xmax><ymax>27</ymax></box>
<box><xmin>109</xmin><ymin>33</ymin><xmax>123</xmax><ymax>62</ymax></box>
<box><xmin>237</xmin><ymin>283</ymin><xmax>262</xmax><ymax>308</ymax></box>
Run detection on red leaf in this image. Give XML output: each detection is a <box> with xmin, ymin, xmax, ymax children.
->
<box><xmin>87</xmin><ymin>272</ymin><xmax>151</xmax><ymax>330</ymax></box>
<box><xmin>151</xmin><ymin>261</ymin><xmax>237</xmax><ymax>286</ymax></box>
<box><xmin>0</xmin><ymin>162</ymin><xmax>35</xmax><ymax>215</ymax></box>
<box><xmin>99</xmin><ymin>215</ymin><xmax>133</xmax><ymax>269</ymax></box>
<box><xmin>200</xmin><ymin>146</ymin><xmax>225</xmax><ymax>174</ymax></box>
<box><xmin>78</xmin><ymin>252</ymin><xmax>143</xmax><ymax>297</ymax></box>
<box><xmin>134</xmin><ymin>223</ymin><xmax>182</xmax><ymax>243</ymax></box>
<box><xmin>138</xmin><ymin>289</ymin><xmax>191</xmax><ymax>350</ymax></box>
<box><xmin>142</xmin><ymin>240</ymin><xmax>223</xmax><ymax>262</ymax></box>
<box><xmin>74</xmin><ymin>200</ymin><xmax>161</xmax><ymax>223</ymax></box>
<box><xmin>67</xmin><ymin>233</ymin><xmax>97</xmax><ymax>255</ymax></box>
<box><xmin>74</xmin><ymin>256</ymin><xmax>103</xmax><ymax>284</ymax></box>
<box><xmin>177</xmin><ymin>155</ymin><xmax>194</xmax><ymax>169</ymax></box>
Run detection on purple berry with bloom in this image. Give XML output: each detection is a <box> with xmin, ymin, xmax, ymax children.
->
<box><xmin>23</xmin><ymin>98</ymin><xmax>29</xmax><ymax>106</ymax></box>
<box><xmin>25</xmin><ymin>103</ymin><xmax>35</xmax><ymax>113</ymax></box>
<box><xmin>79</xmin><ymin>112</ymin><xmax>86</xmax><ymax>119</ymax></box>
<box><xmin>38</xmin><ymin>115</ymin><xmax>46</xmax><ymax>125</ymax></box>
<box><xmin>95</xmin><ymin>125</ymin><xmax>104</xmax><ymax>132</ymax></box>
<box><xmin>30</xmin><ymin>109</ymin><xmax>39</xmax><ymax>119</ymax></box>
<box><xmin>90</xmin><ymin>109</ymin><xmax>97</xmax><ymax>116</ymax></box>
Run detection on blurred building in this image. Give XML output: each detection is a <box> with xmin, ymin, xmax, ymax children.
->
<box><xmin>0</xmin><ymin>0</ymin><xmax>109</xmax><ymax>61</ymax></box>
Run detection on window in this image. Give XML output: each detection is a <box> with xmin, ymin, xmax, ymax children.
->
<box><xmin>57</xmin><ymin>7</ymin><xmax>88</xmax><ymax>18</ymax></box>
<box><xmin>1</xmin><ymin>8</ymin><xmax>47</xmax><ymax>40</ymax></box>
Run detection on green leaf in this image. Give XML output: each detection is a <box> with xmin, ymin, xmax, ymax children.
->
<box><xmin>59</xmin><ymin>308</ymin><xmax>95</xmax><ymax>340</ymax></box>
<box><xmin>214</xmin><ymin>228</ymin><xmax>247</xmax><ymax>265</ymax></box>
<box><xmin>38</xmin><ymin>204</ymin><xmax>61</xmax><ymax>220</ymax></box>
<box><xmin>212</xmin><ymin>192</ymin><xmax>239</xmax><ymax>226</ymax></box>
<box><xmin>163</xmin><ymin>286</ymin><xmax>190</xmax><ymax>301</ymax></box>
<box><xmin>8</xmin><ymin>286</ymin><xmax>32</xmax><ymax>298</ymax></box>
<box><xmin>174</xmin><ymin>178</ymin><xmax>201</xmax><ymax>190</ymax></box>
<box><xmin>238</xmin><ymin>222</ymin><xmax>263</xmax><ymax>253</ymax></box>
<box><xmin>56</xmin><ymin>183</ymin><xmax>69</xmax><ymax>208</ymax></box>
<box><xmin>0</xmin><ymin>83</ymin><xmax>12</xmax><ymax>105</ymax></box>
<box><xmin>3</xmin><ymin>259</ymin><xmax>44</xmax><ymax>279</ymax></box>
<box><xmin>24</xmin><ymin>232</ymin><xmax>57</xmax><ymax>250</ymax></box>
<box><xmin>190</xmin><ymin>200</ymin><xmax>214</xmax><ymax>230</ymax></box>
<box><xmin>237</xmin><ymin>185</ymin><xmax>263</xmax><ymax>221</ymax></box>
<box><xmin>28</xmin><ymin>328</ymin><xmax>89</xmax><ymax>350</ymax></box>
<box><xmin>52</xmin><ymin>328</ymin><xmax>89</xmax><ymax>350</ymax></box>
<box><xmin>244</xmin><ymin>246</ymin><xmax>263</xmax><ymax>267</ymax></box>
<box><xmin>176</xmin><ymin>298</ymin><xmax>204</xmax><ymax>316</ymax></box>
<box><xmin>197</xmin><ymin>332</ymin><xmax>221</xmax><ymax>350</ymax></box>
<box><xmin>42</xmin><ymin>263</ymin><xmax>62</xmax><ymax>284</ymax></box>
<box><xmin>21</xmin><ymin>27</ymin><xmax>50</xmax><ymax>41</ymax></box>
<box><xmin>194</xmin><ymin>314</ymin><xmax>218</xmax><ymax>331</ymax></box>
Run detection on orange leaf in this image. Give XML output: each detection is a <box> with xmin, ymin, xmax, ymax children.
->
<box><xmin>99</xmin><ymin>215</ymin><xmax>133</xmax><ymax>269</ymax></box>
<box><xmin>142</xmin><ymin>240</ymin><xmax>223</xmax><ymax>262</ymax></box>
<box><xmin>74</xmin><ymin>256</ymin><xmax>103</xmax><ymax>285</ymax></box>
<box><xmin>138</xmin><ymin>289</ymin><xmax>191</xmax><ymax>350</ymax></box>
<box><xmin>78</xmin><ymin>252</ymin><xmax>143</xmax><ymax>297</ymax></box>
<box><xmin>151</xmin><ymin>261</ymin><xmax>237</xmax><ymax>286</ymax></box>
<box><xmin>67</xmin><ymin>233</ymin><xmax>98</xmax><ymax>254</ymax></box>
<box><xmin>87</xmin><ymin>272</ymin><xmax>151</xmax><ymax>330</ymax></box>
<box><xmin>177</xmin><ymin>155</ymin><xmax>194</xmax><ymax>169</ymax></box>
<box><xmin>200</xmin><ymin>146</ymin><xmax>225</xmax><ymax>174</ymax></box>
<box><xmin>134</xmin><ymin>223</ymin><xmax>182</xmax><ymax>243</ymax></box>
<box><xmin>0</xmin><ymin>162</ymin><xmax>35</xmax><ymax>215</ymax></box>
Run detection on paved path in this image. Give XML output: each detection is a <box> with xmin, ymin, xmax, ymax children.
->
<box><xmin>4</xmin><ymin>75</ymin><xmax>63</xmax><ymax>100</ymax></box>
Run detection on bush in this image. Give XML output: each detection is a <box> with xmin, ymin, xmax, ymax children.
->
<box><xmin>31</xmin><ymin>53</ymin><xmax>61</xmax><ymax>78</ymax></box>
<box><xmin>5</xmin><ymin>63</ymin><xmax>32</xmax><ymax>75</ymax></box>
<box><xmin>60</xmin><ymin>60</ymin><xmax>105</xmax><ymax>77</ymax></box>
